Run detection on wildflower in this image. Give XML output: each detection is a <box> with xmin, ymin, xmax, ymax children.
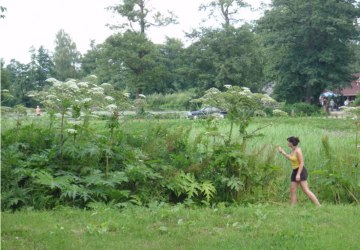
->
<box><xmin>46</xmin><ymin>78</ymin><xmax>60</xmax><ymax>84</ymax></box>
<box><xmin>273</xmin><ymin>109</ymin><xmax>288</xmax><ymax>117</ymax></box>
<box><xmin>90</xmin><ymin>87</ymin><xmax>104</xmax><ymax>95</ymax></box>
<box><xmin>66</xmin><ymin>129</ymin><xmax>78</xmax><ymax>134</ymax></box>
<box><xmin>105</xmin><ymin>96</ymin><xmax>114</xmax><ymax>101</ymax></box>
<box><xmin>65</xmin><ymin>80</ymin><xmax>79</xmax><ymax>91</ymax></box>
<box><xmin>82</xmin><ymin>98</ymin><xmax>92</xmax><ymax>103</ymax></box>
<box><xmin>100</xmin><ymin>83</ymin><xmax>112</xmax><ymax>88</ymax></box>
<box><xmin>78</xmin><ymin>82</ymin><xmax>89</xmax><ymax>88</ymax></box>
<box><xmin>224</xmin><ymin>84</ymin><xmax>232</xmax><ymax>89</ymax></box>
<box><xmin>68</xmin><ymin>120</ymin><xmax>82</xmax><ymax>125</ymax></box>
<box><xmin>123</xmin><ymin>92</ymin><xmax>130</xmax><ymax>98</ymax></box>
<box><xmin>106</xmin><ymin>104</ymin><xmax>118</xmax><ymax>111</ymax></box>
<box><xmin>46</xmin><ymin>94</ymin><xmax>57</xmax><ymax>99</ymax></box>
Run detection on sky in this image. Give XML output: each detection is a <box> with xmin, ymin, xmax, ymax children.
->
<box><xmin>0</xmin><ymin>0</ymin><xmax>268</xmax><ymax>65</ymax></box>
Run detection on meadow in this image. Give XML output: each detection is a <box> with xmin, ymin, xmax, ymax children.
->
<box><xmin>2</xmin><ymin>204</ymin><xmax>360</xmax><ymax>249</ymax></box>
<box><xmin>1</xmin><ymin>113</ymin><xmax>360</xmax><ymax>249</ymax></box>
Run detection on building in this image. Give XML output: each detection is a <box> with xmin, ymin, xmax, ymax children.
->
<box><xmin>340</xmin><ymin>73</ymin><xmax>360</xmax><ymax>101</ymax></box>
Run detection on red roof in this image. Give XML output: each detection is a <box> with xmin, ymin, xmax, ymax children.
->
<box><xmin>341</xmin><ymin>73</ymin><xmax>360</xmax><ymax>97</ymax></box>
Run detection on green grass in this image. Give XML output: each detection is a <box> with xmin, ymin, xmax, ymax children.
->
<box><xmin>2</xmin><ymin>204</ymin><xmax>360</xmax><ymax>250</ymax></box>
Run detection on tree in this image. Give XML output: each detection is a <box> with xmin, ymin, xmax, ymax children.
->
<box><xmin>257</xmin><ymin>0</ymin><xmax>360</xmax><ymax>103</ymax></box>
<box><xmin>106</xmin><ymin>0</ymin><xmax>177</xmax><ymax>35</ymax></box>
<box><xmin>29</xmin><ymin>46</ymin><xmax>55</xmax><ymax>90</ymax></box>
<box><xmin>0</xmin><ymin>6</ymin><xmax>6</xmax><ymax>19</ymax></box>
<box><xmin>184</xmin><ymin>25</ymin><xmax>265</xmax><ymax>92</ymax></box>
<box><xmin>53</xmin><ymin>29</ymin><xmax>81</xmax><ymax>81</ymax></box>
<box><xmin>80</xmin><ymin>40</ymin><xmax>100</xmax><ymax>77</ymax></box>
<box><xmin>155</xmin><ymin>38</ymin><xmax>188</xmax><ymax>91</ymax></box>
<box><xmin>1</xmin><ymin>59</ymin><xmax>16</xmax><ymax>106</ymax></box>
<box><xmin>5</xmin><ymin>60</ymin><xmax>35</xmax><ymax>106</ymax></box>
<box><xmin>199</xmin><ymin>0</ymin><xmax>249</xmax><ymax>28</ymax></box>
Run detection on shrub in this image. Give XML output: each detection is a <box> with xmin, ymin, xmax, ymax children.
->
<box><xmin>145</xmin><ymin>91</ymin><xmax>197</xmax><ymax>110</ymax></box>
<box><xmin>283</xmin><ymin>102</ymin><xmax>320</xmax><ymax>116</ymax></box>
<box><xmin>272</xmin><ymin>109</ymin><xmax>288</xmax><ymax>117</ymax></box>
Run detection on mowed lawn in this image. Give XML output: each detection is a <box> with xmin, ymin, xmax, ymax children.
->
<box><xmin>2</xmin><ymin>204</ymin><xmax>360</xmax><ymax>250</ymax></box>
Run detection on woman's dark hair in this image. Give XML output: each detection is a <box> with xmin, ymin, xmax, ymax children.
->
<box><xmin>287</xmin><ymin>136</ymin><xmax>300</xmax><ymax>146</ymax></box>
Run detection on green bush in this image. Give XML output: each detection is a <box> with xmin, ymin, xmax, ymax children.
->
<box><xmin>145</xmin><ymin>91</ymin><xmax>197</xmax><ymax>110</ymax></box>
<box><xmin>283</xmin><ymin>102</ymin><xmax>320</xmax><ymax>116</ymax></box>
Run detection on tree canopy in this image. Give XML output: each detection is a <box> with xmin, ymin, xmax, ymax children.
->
<box><xmin>257</xmin><ymin>0</ymin><xmax>360</xmax><ymax>103</ymax></box>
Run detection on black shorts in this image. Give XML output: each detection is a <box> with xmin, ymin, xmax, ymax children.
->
<box><xmin>291</xmin><ymin>167</ymin><xmax>308</xmax><ymax>182</ymax></box>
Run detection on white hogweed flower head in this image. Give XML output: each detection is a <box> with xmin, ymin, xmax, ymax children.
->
<box><xmin>66</xmin><ymin>129</ymin><xmax>78</xmax><ymax>134</ymax></box>
<box><xmin>77</xmin><ymin>82</ymin><xmax>89</xmax><ymax>88</ymax></box>
<box><xmin>106</xmin><ymin>104</ymin><xmax>118</xmax><ymax>111</ymax></box>
<box><xmin>81</xmin><ymin>98</ymin><xmax>92</xmax><ymax>104</ymax></box>
<box><xmin>105</xmin><ymin>96</ymin><xmax>114</xmax><ymax>101</ymax></box>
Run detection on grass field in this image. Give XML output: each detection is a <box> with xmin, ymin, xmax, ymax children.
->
<box><xmin>2</xmin><ymin>204</ymin><xmax>360</xmax><ymax>250</ymax></box>
<box><xmin>2</xmin><ymin>115</ymin><xmax>359</xmax><ymax>249</ymax></box>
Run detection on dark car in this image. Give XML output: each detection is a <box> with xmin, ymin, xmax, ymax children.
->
<box><xmin>187</xmin><ymin>107</ymin><xmax>227</xmax><ymax>119</ymax></box>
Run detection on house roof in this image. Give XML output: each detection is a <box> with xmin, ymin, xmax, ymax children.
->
<box><xmin>341</xmin><ymin>73</ymin><xmax>360</xmax><ymax>97</ymax></box>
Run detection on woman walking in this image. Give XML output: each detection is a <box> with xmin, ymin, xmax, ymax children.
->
<box><xmin>277</xmin><ymin>136</ymin><xmax>321</xmax><ymax>206</ymax></box>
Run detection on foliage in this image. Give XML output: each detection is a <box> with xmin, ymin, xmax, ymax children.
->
<box><xmin>106</xmin><ymin>0</ymin><xmax>177</xmax><ymax>34</ymax></box>
<box><xmin>257</xmin><ymin>0</ymin><xmax>360</xmax><ymax>103</ymax></box>
<box><xmin>145</xmin><ymin>90</ymin><xmax>196</xmax><ymax>110</ymax></box>
<box><xmin>2</xmin><ymin>113</ymin><xmax>359</xmax><ymax>210</ymax></box>
<box><xmin>3</xmin><ymin>47</ymin><xmax>54</xmax><ymax>107</ymax></box>
<box><xmin>0</xmin><ymin>5</ymin><xmax>6</xmax><ymax>19</ymax></box>
<box><xmin>53</xmin><ymin>29</ymin><xmax>81</xmax><ymax>81</ymax></box>
<box><xmin>199</xmin><ymin>0</ymin><xmax>249</xmax><ymax>28</ymax></box>
<box><xmin>194</xmin><ymin>85</ymin><xmax>277</xmax><ymax>145</ymax></box>
<box><xmin>282</xmin><ymin>102</ymin><xmax>320</xmax><ymax>116</ymax></box>
<box><xmin>185</xmin><ymin>25</ymin><xmax>265</xmax><ymax>92</ymax></box>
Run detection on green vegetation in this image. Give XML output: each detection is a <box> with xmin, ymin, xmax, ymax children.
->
<box><xmin>2</xmin><ymin>113</ymin><xmax>359</xmax><ymax>211</ymax></box>
<box><xmin>2</xmin><ymin>204</ymin><xmax>360</xmax><ymax>250</ymax></box>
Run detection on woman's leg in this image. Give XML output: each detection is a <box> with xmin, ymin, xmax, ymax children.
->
<box><xmin>300</xmin><ymin>181</ymin><xmax>321</xmax><ymax>206</ymax></box>
<box><xmin>290</xmin><ymin>182</ymin><xmax>298</xmax><ymax>206</ymax></box>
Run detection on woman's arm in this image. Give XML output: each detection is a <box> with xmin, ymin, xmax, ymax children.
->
<box><xmin>295</xmin><ymin>149</ymin><xmax>304</xmax><ymax>181</ymax></box>
<box><xmin>277</xmin><ymin>146</ymin><xmax>290</xmax><ymax>159</ymax></box>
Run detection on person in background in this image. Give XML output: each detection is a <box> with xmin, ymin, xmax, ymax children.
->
<box><xmin>344</xmin><ymin>98</ymin><xmax>349</xmax><ymax>106</ymax></box>
<box><xmin>329</xmin><ymin>99</ymin><xmax>335</xmax><ymax>112</ymax></box>
<box><xmin>35</xmin><ymin>105</ymin><xmax>42</xmax><ymax>116</ymax></box>
<box><xmin>277</xmin><ymin>136</ymin><xmax>321</xmax><ymax>206</ymax></box>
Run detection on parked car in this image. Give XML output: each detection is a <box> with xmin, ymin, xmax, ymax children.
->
<box><xmin>187</xmin><ymin>107</ymin><xmax>227</xmax><ymax>119</ymax></box>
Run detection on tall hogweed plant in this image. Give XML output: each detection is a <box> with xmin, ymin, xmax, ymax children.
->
<box><xmin>188</xmin><ymin>86</ymin><xmax>279</xmax><ymax>202</ymax></box>
<box><xmin>27</xmin><ymin>76</ymin><xmax>131</xmax><ymax>173</ymax></box>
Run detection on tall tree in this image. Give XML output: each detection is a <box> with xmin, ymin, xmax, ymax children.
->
<box><xmin>185</xmin><ymin>25</ymin><xmax>265</xmax><ymax>92</ymax></box>
<box><xmin>80</xmin><ymin>40</ymin><xmax>100</xmax><ymax>77</ymax></box>
<box><xmin>29</xmin><ymin>46</ymin><xmax>55</xmax><ymax>89</ymax></box>
<box><xmin>53</xmin><ymin>29</ymin><xmax>80</xmax><ymax>81</ymax></box>
<box><xmin>94</xmin><ymin>32</ymin><xmax>159</xmax><ymax>94</ymax></box>
<box><xmin>257</xmin><ymin>0</ymin><xmax>360</xmax><ymax>103</ymax></box>
<box><xmin>107</xmin><ymin>0</ymin><xmax>177</xmax><ymax>35</ymax></box>
<box><xmin>199</xmin><ymin>0</ymin><xmax>249</xmax><ymax>28</ymax></box>
<box><xmin>156</xmin><ymin>38</ymin><xmax>188</xmax><ymax>91</ymax></box>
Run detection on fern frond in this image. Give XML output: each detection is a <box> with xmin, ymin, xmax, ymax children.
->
<box><xmin>200</xmin><ymin>181</ymin><xmax>216</xmax><ymax>202</ymax></box>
